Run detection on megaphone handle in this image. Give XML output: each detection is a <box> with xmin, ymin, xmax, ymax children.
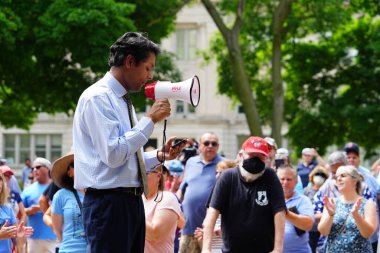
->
<box><xmin>160</xmin><ymin>119</ymin><xmax>167</xmax><ymax>165</ymax></box>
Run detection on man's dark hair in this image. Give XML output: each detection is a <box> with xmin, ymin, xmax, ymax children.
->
<box><xmin>108</xmin><ymin>32</ymin><xmax>161</xmax><ymax>67</ymax></box>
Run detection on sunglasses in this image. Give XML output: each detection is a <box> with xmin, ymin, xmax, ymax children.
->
<box><xmin>203</xmin><ymin>141</ymin><xmax>218</xmax><ymax>147</ymax></box>
<box><xmin>33</xmin><ymin>165</ymin><xmax>45</xmax><ymax>170</ymax></box>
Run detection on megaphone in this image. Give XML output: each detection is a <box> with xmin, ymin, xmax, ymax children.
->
<box><xmin>145</xmin><ymin>75</ymin><xmax>200</xmax><ymax>107</ymax></box>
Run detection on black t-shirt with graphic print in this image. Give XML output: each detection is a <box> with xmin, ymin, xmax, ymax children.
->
<box><xmin>208</xmin><ymin>167</ymin><xmax>286</xmax><ymax>253</ymax></box>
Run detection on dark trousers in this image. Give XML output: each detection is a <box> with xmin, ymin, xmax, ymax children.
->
<box><xmin>308</xmin><ymin>231</ymin><xmax>320</xmax><ymax>253</ymax></box>
<box><xmin>83</xmin><ymin>190</ymin><xmax>145</xmax><ymax>253</ymax></box>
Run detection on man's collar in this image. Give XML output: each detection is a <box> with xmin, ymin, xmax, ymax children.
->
<box><xmin>105</xmin><ymin>72</ymin><xmax>127</xmax><ymax>98</ymax></box>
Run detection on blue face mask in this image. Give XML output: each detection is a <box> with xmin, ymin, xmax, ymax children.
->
<box><xmin>242</xmin><ymin>157</ymin><xmax>265</xmax><ymax>174</ymax></box>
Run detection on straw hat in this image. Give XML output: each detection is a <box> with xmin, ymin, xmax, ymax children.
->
<box><xmin>51</xmin><ymin>152</ymin><xmax>74</xmax><ymax>188</ymax></box>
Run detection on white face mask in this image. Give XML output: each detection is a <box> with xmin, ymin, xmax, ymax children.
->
<box><xmin>313</xmin><ymin>175</ymin><xmax>326</xmax><ymax>186</ymax></box>
<box><xmin>239</xmin><ymin>165</ymin><xmax>265</xmax><ymax>182</ymax></box>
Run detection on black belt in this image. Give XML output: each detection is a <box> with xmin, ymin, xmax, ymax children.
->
<box><xmin>86</xmin><ymin>187</ymin><xmax>143</xmax><ymax>196</ymax></box>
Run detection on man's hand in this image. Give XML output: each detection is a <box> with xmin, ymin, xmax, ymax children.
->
<box><xmin>148</xmin><ymin>99</ymin><xmax>171</xmax><ymax>123</ymax></box>
<box><xmin>157</xmin><ymin>136</ymin><xmax>188</xmax><ymax>161</ymax></box>
<box><xmin>194</xmin><ymin>227</ymin><xmax>204</xmax><ymax>242</ymax></box>
<box><xmin>0</xmin><ymin>220</ymin><xmax>17</xmax><ymax>239</ymax></box>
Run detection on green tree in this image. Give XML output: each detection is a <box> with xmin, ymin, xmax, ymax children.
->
<box><xmin>200</xmin><ymin>0</ymin><xmax>372</xmax><ymax>149</ymax></box>
<box><xmin>285</xmin><ymin>15</ymin><xmax>380</xmax><ymax>156</ymax></box>
<box><xmin>0</xmin><ymin>0</ymin><xmax>187</xmax><ymax>128</ymax></box>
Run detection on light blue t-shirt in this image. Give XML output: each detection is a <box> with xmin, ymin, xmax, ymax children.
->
<box><xmin>52</xmin><ymin>189</ymin><xmax>86</xmax><ymax>253</ymax></box>
<box><xmin>0</xmin><ymin>205</ymin><xmax>16</xmax><ymax>253</ymax></box>
<box><xmin>21</xmin><ymin>182</ymin><xmax>56</xmax><ymax>240</ymax></box>
<box><xmin>284</xmin><ymin>191</ymin><xmax>314</xmax><ymax>253</ymax></box>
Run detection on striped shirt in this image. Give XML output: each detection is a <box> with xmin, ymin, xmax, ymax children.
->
<box><xmin>73</xmin><ymin>72</ymin><xmax>160</xmax><ymax>189</ymax></box>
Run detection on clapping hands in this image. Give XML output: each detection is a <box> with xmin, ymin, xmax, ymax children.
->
<box><xmin>0</xmin><ymin>220</ymin><xmax>34</xmax><ymax>240</ymax></box>
<box><xmin>351</xmin><ymin>197</ymin><xmax>363</xmax><ymax>218</ymax></box>
<box><xmin>323</xmin><ymin>196</ymin><xmax>336</xmax><ymax>216</ymax></box>
<box><xmin>0</xmin><ymin>220</ymin><xmax>17</xmax><ymax>239</ymax></box>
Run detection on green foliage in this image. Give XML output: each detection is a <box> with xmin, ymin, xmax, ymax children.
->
<box><xmin>203</xmin><ymin>0</ymin><xmax>380</xmax><ymax>154</ymax></box>
<box><xmin>285</xmin><ymin>16</ymin><xmax>380</xmax><ymax>157</ymax></box>
<box><xmin>128</xmin><ymin>0</ymin><xmax>192</xmax><ymax>42</ymax></box>
<box><xmin>0</xmin><ymin>0</ymin><xmax>185</xmax><ymax>128</ymax></box>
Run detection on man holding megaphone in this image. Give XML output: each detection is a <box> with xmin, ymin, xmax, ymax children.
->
<box><xmin>73</xmin><ymin>32</ymin><xmax>187</xmax><ymax>253</ymax></box>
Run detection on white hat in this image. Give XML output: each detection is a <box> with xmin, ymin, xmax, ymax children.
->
<box><xmin>276</xmin><ymin>148</ymin><xmax>289</xmax><ymax>157</ymax></box>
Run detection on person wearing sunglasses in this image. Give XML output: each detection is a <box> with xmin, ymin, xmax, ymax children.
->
<box><xmin>21</xmin><ymin>157</ymin><xmax>57</xmax><ymax>253</ymax></box>
<box><xmin>177</xmin><ymin>132</ymin><xmax>223</xmax><ymax>253</ymax></box>
<box><xmin>143</xmin><ymin>164</ymin><xmax>184</xmax><ymax>253</ymax></box>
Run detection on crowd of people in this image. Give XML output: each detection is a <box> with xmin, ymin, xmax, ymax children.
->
<box><xmin>1</xmin><ymin>31</ymin><xmax>380</xmax><ymax>253</ymax></box>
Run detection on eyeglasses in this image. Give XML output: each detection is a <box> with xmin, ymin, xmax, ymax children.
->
<box><xmin>33</xmin><ymin>165</ymin><xmax>45</xmax><ymax>170</ymax></box>
<box><xmin>203</xmin><ymin>141</ymin><xmax>218</xmax><ymax>147</ymax></box>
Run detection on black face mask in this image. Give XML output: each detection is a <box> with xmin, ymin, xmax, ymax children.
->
<box><xmin>242</xmin><ymin>157</ymin><xmax>266</xmax><ymax>174</ymax></box>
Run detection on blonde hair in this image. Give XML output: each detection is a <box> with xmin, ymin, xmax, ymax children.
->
<box><xmin>0</xmin><ymin>172</ymin><xmax>9</xmax><ymax>205</ymax></box>
<box><xmin>309</xmin><ymin>165</ymin><xmax>329</xmax><ymax>186</ymax></box>
<box><xmin>337</xmin><ymin>165</ymin><xmax>364</xmax><ymax>194</ymax></box>
<box><xmin>216</xmin><ymin>159</ymin><xmax>237</xmax><ymax>173</ymax></box>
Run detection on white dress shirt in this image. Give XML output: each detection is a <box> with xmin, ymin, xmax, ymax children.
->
<box><xmin>73</xmin><ymin>72</ymin><xmax>160</xmax><ymax>189</ymax></box>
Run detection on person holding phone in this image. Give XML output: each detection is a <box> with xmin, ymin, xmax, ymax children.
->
<box><xmin>277</xmin><ymin>165</ymin><xmax>314</xmax><ymax>253</ymax></box>
<box><xmin>73</xmin><ymin>32</ymin><xmax>185</xmax><ymax>253</ymax></box>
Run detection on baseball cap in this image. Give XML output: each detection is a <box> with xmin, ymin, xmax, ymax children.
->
<box><xmin>344</xmin><ymin>142</ymin><xmax>360</xmax><ymax>155</ymax></box>
<box><xmin>0</xmin><ymin>165</ymin><xmax>14</xmax><ymax>176</ymax></box>
<box><xmin>168</xmin><ymin>160</ymin><xmax>184</xmax><ymax>176</ymax></box>
<box><xmin>264</xmin><ymin>137</ymin><xmax>277</xmax><ymax>149</ymax></box>
<box><xmin>327</xmin><ymin>151</ymin><xmax>347</xmax><ymax>166</ymax></box>
<box><xmin>302</xmin><ymin>148</ymin><xmax>313</xmax><ymax>156</ymax></box>
<box><xmin>276</xmin><ymin>148</ymin><xmax>289</xmax><ymax>158</ymax></box>
<box><xmin>241</xmin><ymin>136</ymin><xmax>269</xmax><ymax>157</ymax></box>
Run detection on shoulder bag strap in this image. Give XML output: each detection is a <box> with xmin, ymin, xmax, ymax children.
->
<box><xmin>71</xmin><ymin>189</ymin><xmax>83</xmax><ymax>214</ymax></box>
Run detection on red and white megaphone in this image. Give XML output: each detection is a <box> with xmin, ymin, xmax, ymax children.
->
<box><xmin>145</xmin><ymin>75</ymin><xmax>200</xmax><ymax>107</ymax></box>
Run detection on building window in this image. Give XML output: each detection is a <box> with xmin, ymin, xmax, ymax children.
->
<box><xmin>238</xmin><ymin>105</ymin><xmax>245</xmax><ymax>114</ymax></box>
<box><xmin>176</xmin><ymin>101</ymin><xmax>185</xmax><ymax>113</ymax></box>
<box><xmin>19</xmin><ymin>135</ymin><xmax>31</xmax><ymax>164</ymax></box>
<box><xmin>4</xmin><ymin>135</ymin><xmax>16</xmax><ymax>165</ymax></box>
<box><xmin>51</xmin><ymin>135</ymin><xmax>62</xmax><ymax>163</ymax></box>
<box><xmin>176</xmin><ymin>28</ymin><xmax>198</xmax><ymax>61</ymax></box>
<box><xmin>2</xmin><ymin>134</ymin><xmax>62</xmax><ymax>165</ymax></box>
<box><xmin>35</xmin><ymin>135</ymin><xmax>47</xmax><ymax>158</ymax></box>
<box><xmin>175</xmin><ymin>101</ymin><xmax>196</xmax><ymax>116</ymax></box>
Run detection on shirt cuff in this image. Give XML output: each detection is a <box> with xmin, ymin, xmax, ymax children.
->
<box><xmin>134</xmin><ymin>116</ymin><xmax>154</xmax><ymax>139</ymax></box>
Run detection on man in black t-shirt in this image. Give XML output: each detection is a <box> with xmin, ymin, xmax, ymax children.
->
<box><xmin>202</xmin><ymin>136</ymin><xmax>286</xmax><ymax>253</ymax></box>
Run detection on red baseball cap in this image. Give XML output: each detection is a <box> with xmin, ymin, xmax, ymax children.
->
<box><xmin>241</xmin><ymin>136</ymin><xmax>269</xmax><ymax>157</ymax></box>
<box><xmin>0</xmin><ymin>165</ymin><xmax>14</xmax><ymax>176</ymax></box>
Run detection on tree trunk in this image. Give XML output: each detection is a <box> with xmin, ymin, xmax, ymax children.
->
<box><xmin>201</xmin><ymin>0</ymin><xmax>263</xmax><ymax>136</ymax></box>
<box><xmin>228</xmin><ymin>34</ymin><xmax>263</xmax><ymax>136</ymax></box>
<box><xmin>271</xmin><ymin>0</ymin><xmax>293</xmax><ymax>146</ymax></box>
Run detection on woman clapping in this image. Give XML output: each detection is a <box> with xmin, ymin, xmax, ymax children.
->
<box><xmin>318</xmin><ymin>165</ymin><xmax>377</xmax><ymax>252</ymax></box>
